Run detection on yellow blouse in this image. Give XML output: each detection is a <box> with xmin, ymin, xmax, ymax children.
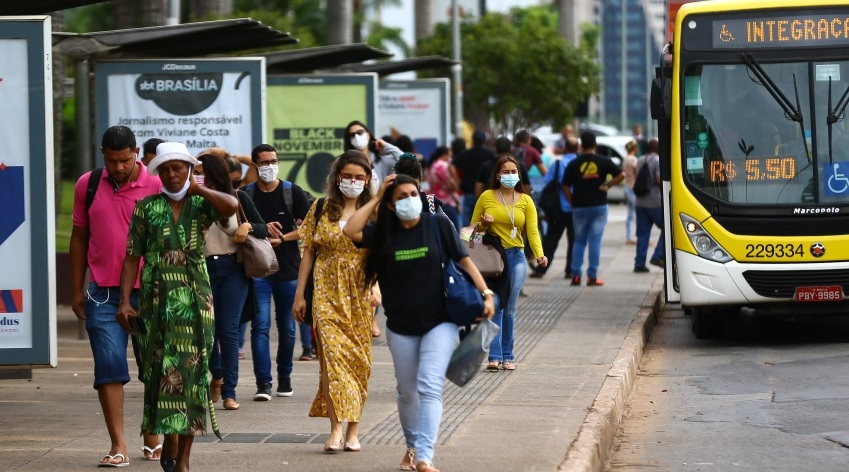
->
<box><xmin>471</xmin><ymin>189</ymin><xmax>544</xmax><ymax>258</ymax></box>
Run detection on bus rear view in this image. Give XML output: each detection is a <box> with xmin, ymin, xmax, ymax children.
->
<box><xmin>653</xmin><ymin>0</ymin><xmax>849</xmax><ymax>338</ymax></box>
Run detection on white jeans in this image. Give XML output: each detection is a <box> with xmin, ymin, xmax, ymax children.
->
<box><xmin>386</xmin><ymin>322</ymin><xmax>459</xmax><ymax>462</ymax></box>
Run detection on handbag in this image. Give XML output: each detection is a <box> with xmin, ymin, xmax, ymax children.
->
<box><xmin>235</xmin><ymin>198</ymin><xmax>279</xmax><ymax>278</ymax></box>
<box><xmin>459</xmin><ymin>224</ymin><xmax>505</xmax><ymax>278</ymax></box>
<box><xmin>445</xmin><ymin>318</ymin><xmax>500</xmax><ymax>387</ymax></box>
<box><xmin>431</xmin><ymin>215</ymin><xmax>485</xmax><ymax>326</ymax></box>
<box><xmin>303</xmin><ymin>198</ymin><xmax>325</xmax><ymax>326</ymax></box>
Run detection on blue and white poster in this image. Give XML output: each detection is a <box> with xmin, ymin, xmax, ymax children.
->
<box><xmin>96</xmin><ymin>58</ymin><xmax>266</xmax><ymax>158</ymax></box>
<box><xmin>0</xmin><ymin>16</ymin><xmax>56</xmax><ymax>366</ymax></box>
<box><xmin>378</xmin><ymin>79</ymin><xmax>450</xmax><ymax>159</ymax></box>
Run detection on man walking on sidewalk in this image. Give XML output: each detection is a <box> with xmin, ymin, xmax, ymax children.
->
<box><xmin>243</xmin><ymin>144</ymin><xmax>312</xmax><ymax>400</ymax></box>
<box><xmin>633</xmin><ymin>138</ymin><xmax>665</xmax><ymax>273</ymax></box>
<box><xmin>69</xmin><ymin>125</ymin><xmax>162</xmax><ymax>466</ymax></box>
<box><xmin>562</xmin><ymin>131</ymin><xmax>625</xmax><ymax>287</ymax></box>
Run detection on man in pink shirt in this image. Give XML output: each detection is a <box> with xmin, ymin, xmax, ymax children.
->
<box><xmin>69</xmin><ymin>125</ymin><xmax>161</xmax><ymax>467</ymax></box>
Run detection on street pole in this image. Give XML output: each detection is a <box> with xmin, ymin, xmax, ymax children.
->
<box><xmin>166</xmin><ymin>0</ymin><xmax>180</xmax><ymax>25</ymax></box>
<box><xmin>620</xmin><ymin>0</ymin><xmax>627</xmax><ymax>132</ymax></box>
<box><xmin>452</xmin><ymin>0</ymin><xmax>464</xmax><ymax>139</ymax></box>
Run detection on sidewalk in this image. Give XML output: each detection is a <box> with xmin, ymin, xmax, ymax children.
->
<box><xmin>0</xmin><ymin>204</ymin><xmax>663</xmax><ymax>472</ymax></box>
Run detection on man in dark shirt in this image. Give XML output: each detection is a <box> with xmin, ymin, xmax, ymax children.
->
<box><xmin>452</xmin><ymin>130</ymin><xmax>496</xmax><ymax>226</ymax></box>
<box><xmin>244</xmin><ymin>144</ymin><xmax>312</xmax><ymax>400</ymax></box>
<box><xmin>562</xmin><ymin>131</ymin><xmax>625</xmax><ymax>287</ymax></box>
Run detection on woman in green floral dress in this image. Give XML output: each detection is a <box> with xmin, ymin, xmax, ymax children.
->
<box><xmin>117</xmin><ymin>142</ymin><xmax>238</xmax><ymax>472</ymax></box>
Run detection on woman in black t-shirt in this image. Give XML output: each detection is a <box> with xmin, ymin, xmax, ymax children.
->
<box><xmin>343</xmin><ymin>174</ymin><xmax>494</xmax><ymax>472</ymax></box>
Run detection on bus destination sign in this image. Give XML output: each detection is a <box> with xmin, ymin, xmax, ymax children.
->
<box><xmin>713</xmin><ymin>14</ymin><xmax>849</xmax><ymax>49</ymax></box>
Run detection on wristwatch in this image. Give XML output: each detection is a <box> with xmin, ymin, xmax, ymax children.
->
<box><xmin>482</xmin><ymin>289</ymin><xmax>494</xmax><ymax>298</ymax></box>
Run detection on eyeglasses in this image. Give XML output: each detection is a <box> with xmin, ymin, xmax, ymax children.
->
<box><xmin>255</xmin><ymin>160</ymin><xmax>278</xmax><ymax>168</ymax></box>
<box><xmin>340</xmin><ymin>174</ymin><xmax>368</xmax><ymax>183</ymax></box>
<box><xmin>348</xmin><ymin>129</ymin><xmax>367</xmax><ymax>138</ymax></box>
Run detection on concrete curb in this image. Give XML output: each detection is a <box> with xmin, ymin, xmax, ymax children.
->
<box><xmin>559</xmin><ymin>276</ymin><xmax>664</xmax><ymax>472</ymax></box>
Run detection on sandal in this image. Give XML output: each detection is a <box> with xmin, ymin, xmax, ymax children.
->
<box><xmin>400</xmin><ymin>447</ymin><xmax>417</xmax><ymax>470</ymax></box>
<box><xmin>98</xmin><ymin>453</ymin><xmax>129</xmax><ymax>467</ymax></box>
<box><xmin>486</xmin><ymin>361</ymin><xmax>500</xmax><ymax>372</ymax></box>
<box><xmin>142</xmin><ymin>444</ymin><xmax>162</xmax><ymax>461</ymax></box>
<box><xmin>501</xmin><ymin>362</ymin><xmax>516</xmax><ymax>371</ymax></box>
<box><xmin>416</xmin><ymin>460</ymin><xmax>441</xmax><ymax>472</ymax></box>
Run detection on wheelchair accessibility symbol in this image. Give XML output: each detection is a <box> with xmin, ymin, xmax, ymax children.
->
<box><xmin>825</xmin><ymin>162</ymin><xmax>849</xmax><ymax>196</ymax></box>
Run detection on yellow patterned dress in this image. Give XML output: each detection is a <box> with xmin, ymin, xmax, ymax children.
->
<box><xmin>299</xmin><ymin>199</ymin><xmax>372</xmax><ymax>422</ymax></box>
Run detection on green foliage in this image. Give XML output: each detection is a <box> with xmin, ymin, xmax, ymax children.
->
<box><xmin>365</xmin><ymin>23</ymin><xmax>410</xmax><ymax>57</ymax></box>
<box><xmin>416</xmin><ymin>6</ymin><xmax>601</xmax><ymax>131</ymax></box>
<box><xmin>232</xmin><ymin>0</ymin><xmax>325</xmax><ymax>47</ymax></box>
<box><xmin>64</xmin><ymin>4</ymin><xmax>113</xmax><ymax>33</ymax></box>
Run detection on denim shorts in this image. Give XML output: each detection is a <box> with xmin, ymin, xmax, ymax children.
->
<box><xmin>84</xmin><ymin>283</ymin><xmax>140</xmax><ymax>388</ymax></box>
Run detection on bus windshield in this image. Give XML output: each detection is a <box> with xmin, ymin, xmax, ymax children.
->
<box><xmin>682</xmin><ymin>61</ymin><xmax>849</xmax><ymax>205</ymax></box>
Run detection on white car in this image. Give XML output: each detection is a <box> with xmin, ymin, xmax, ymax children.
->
<box><xmin>532</xmin><ymin>128</ymin><xmax>631</xmax><ymax>202</ymax></box>
<box><xmin>594</xmin><ymin>136</ymin><xmax>633</xmax><ymax>203</ymax></box>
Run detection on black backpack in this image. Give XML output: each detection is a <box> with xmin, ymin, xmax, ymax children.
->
<box><xmin>538</xmin><ymin>160</ymin><xmax>563</xmax><ymax>218</ymax></box>
<box><xmin>633</xmin><ymin>157</ymin><xmax>653</xmax><ymax>197</ymax></box>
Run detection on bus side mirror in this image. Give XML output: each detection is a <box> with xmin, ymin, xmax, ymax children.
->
<box><xmin>651</xmin><ymin>76</ymin><xmax>671</xmax><ymax>120</ymax></box>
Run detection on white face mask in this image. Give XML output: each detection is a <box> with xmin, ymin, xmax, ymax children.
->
<box><xmin>257</xmin><ymin>164</ymin><xmax>279</xmax><ymax>183</ymax></box>
<box><xmin>350</xmin><ymin>132</ymin><xmax>370</xmax><ymax>150</ymax></box>
<box><xmin>394</xmin><ymin>196</ymin><xmax>422</xmax><ymax>221</ymax></box>
<box><xmin>162</xmin><ymin>174</ymin><xmax>191</xmax><ymax>201</ymax></box>
<box><xmin>339</xmin><ymin>179</ymin><xmax>366</xmax><ymax>198</ymax></box>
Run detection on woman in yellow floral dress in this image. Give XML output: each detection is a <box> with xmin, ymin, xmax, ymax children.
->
<box><xmin>293</xmin><ymin>150</ymin><xmax>377</xmax><ymax>453</ymax></box>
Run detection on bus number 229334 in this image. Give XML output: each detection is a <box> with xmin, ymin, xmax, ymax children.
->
<box><xmin>745</xmin><ymin>243</ymin><xmax>804</xmax><ymax>258</ymax></box>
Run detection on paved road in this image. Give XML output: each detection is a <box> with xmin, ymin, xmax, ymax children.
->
<box><xmin>608</xmin><ymin>306</ymin><xmax>849</xmax><ymax>472</ymax></box>
<box><xmin>1</xmin><ymin>204</ymin><xmax>664</xmax><ymax>472</ymax></box>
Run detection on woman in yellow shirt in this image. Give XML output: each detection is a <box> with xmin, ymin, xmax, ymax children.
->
<box><xmin>472</xmin><ymin>155</ymin><xmax>548</xmax><ymax>371</ymax></box>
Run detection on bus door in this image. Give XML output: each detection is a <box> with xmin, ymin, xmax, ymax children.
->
<box><xmin>652</xmin><ymin>63</ymin><xmax>680</xmax><ymax>302</ymax></box>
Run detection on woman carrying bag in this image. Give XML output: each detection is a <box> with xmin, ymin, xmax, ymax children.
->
<box><xmin>197</xmin><ymin>153</ymin><xmax>268</xmax><ymax>411</ymax></box>
<box><xmin>471</xmin><ymin>154</ymin><xmax>547</xmax><ymax>372</ymax></box>
<box><xmin>343</xmin><ymin>174</ymin><xmax>495</xmax><ymax>472</ymax></box>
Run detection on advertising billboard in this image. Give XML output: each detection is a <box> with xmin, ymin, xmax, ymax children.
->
<box><xmin>96</xmin><ymin>58</ymin><xmax>266</xmax><ymax>158</ymax></box>
<box><xmin>266</xmin><ymin>74</ymin><xmax>378</xmax><ymax>196</ymax></box>
<box><xmin>378</xmin><ymin>79</ymin><xmax>450</xmax><ymax>160</ymax></box>
<box><xmin>0</xmin><ymin>16</ymin><xmax>56</xmax><ymax>367</ymax></box>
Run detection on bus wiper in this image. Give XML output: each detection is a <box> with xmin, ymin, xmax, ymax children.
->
<box><xmin>741</xmin><ymin>52</ymin><xmax>811</xmax><ymax>161</ymax></box>
<box><xmin>826</xmin><ymin>77</ymin><xmax>849</xmax><ymax>165</ymax></box>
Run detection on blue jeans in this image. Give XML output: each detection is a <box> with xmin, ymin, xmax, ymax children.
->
<box><xmin>624</xmin><ymin>186</ymin><xmax>636</xmax><ymax>241</ymax></box>
<box><xmin>461</xmin><ymin>193</ymin><xmax>478</xmax><ymax>227</ymax></box>
<box><xmin>635</xmin><ymin>206</ymin><xmax>665</xmax><ymax>268</ymax></box>
<box><xmin>386</xmin><ymin>322</ymin><xmax>458</xmax><ymax>463</ymax></box>
<box><xmin>299</xmin><ymin>322</ymin><xmax>312</xmax><ymax>350</ymax></box>
<box><xmin>254</xmin><ymin>277</ymin><xmax>298</xmax><ymax>382</ymax></box>
<box><xmin>570</xmin><ymin>205</ymin><xmax>609</xmax><ymax>279</ymax></box>
<box><xmin>489</xmin><ymin>247</ymin><xmax>526</xmax><ymax>363</ymax></box>
<box><xmin>207</xmin><ymin>254</ymin><xmax>249</xmax><ymax>400</ymax></box>
<box><xmin>85</xmin><ymin>283</ymin><xmax>141</xmax><ymax>388</ymax></box>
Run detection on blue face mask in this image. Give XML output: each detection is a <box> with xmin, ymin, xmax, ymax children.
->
<box><xmin>394</xmin><ymin>196</ymin><xmax>422</xmax><ymax>221</ymax></box>
<box><xmin>500</xmin><ymin>174</ymin><xmax>520</xmax><ymax>189</ymax></box>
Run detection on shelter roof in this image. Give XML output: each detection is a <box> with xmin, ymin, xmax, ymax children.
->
<box><xmin>338</xmin><ymin>56</ymin><xmax>458</xmax><ymax>77</ymax></box>
<box><xmin>52</xmin><ymin>18</ymin><xmax>296</xmax><ymax>59</ymax></box>
<box><xmin>258</xmin><ymin>43</ymin><xmax>392</xmax><ymax>74</ymax></box>
<box><xmin>0</xmin><ymin>0</ymin><xmax>108</xmax><ymax>15</ymax></box>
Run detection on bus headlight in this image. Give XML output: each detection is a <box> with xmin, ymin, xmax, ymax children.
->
<box><xmin>680</xmin><ymin>213</ymin><xmax>733</xmax><ymax>263</ymax></box>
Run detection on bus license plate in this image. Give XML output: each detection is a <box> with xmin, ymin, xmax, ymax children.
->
<box><xmin>795</xmin><ymin>286</ymin><xmax>843</xmax><ymax>302</ymax></box>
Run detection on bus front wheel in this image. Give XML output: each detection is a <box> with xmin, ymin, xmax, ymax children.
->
<box><xmin>691</xmin><ymin>306</ymin><xmax>724</xmax><ymax>339</ymax></box>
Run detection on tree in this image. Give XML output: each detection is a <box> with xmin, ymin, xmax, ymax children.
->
<box><xmin>327</xmin><ymin>0</ymin><xmax>352</xmax><ymax>44</ymax></box>
<box><xmin>416</xmin><ymin>6</ymin><xmax>601</xmax><ymax>132</ymax></box>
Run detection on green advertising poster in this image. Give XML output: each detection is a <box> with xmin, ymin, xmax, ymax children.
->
<box><xmin>267</xmin><ymin>74</ymin><xmax>377</xmax><ymax>195</ymax></box>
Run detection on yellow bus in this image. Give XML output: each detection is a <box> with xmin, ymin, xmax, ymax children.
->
<box><xmin>652</xmin><ymin>0</ymin><xmax>849</xmax><ymax>337</ymax></box>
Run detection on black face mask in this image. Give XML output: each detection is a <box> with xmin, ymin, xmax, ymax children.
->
<box><xmin>231</xmin><ymin>180</ymin><xmax>241</xmax><ymax>189</ymax></box>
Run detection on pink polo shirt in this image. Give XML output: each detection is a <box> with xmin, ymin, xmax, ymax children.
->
<box><xmin>72</xmin><ymin>162</ymin><xmax>159</xmax><ymax>287</ymax></box>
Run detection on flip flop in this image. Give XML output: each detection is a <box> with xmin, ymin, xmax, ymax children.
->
<box><xmin>98</xmin><ymin>453</ymin><xmax>129</xmax><ymax>467</ymax></box>
<box><xmin>142</xmin><ymin>444</ymin><xmax>162</xmax><ymax>461</ymax></box>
